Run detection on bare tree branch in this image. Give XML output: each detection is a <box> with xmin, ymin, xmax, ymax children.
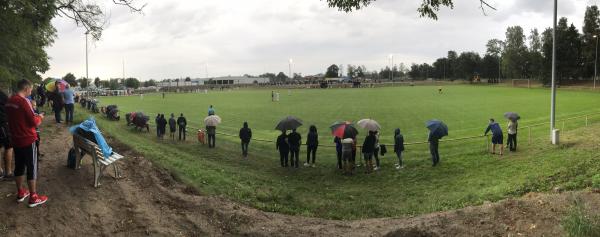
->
<box><xmin>326</xmin><ymin>0</ymin><xmax>496</xmax><ymax>19</ymax></box>
<box><xmin>55</xmin><ymin>0</ymin><xmax>145</xmax><ymax>40</ymax></box>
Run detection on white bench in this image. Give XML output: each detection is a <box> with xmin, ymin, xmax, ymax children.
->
<box><xmin>72</xmin><ymin>134</ymin><xmax>124</xmax><ymax>188</ymax></box>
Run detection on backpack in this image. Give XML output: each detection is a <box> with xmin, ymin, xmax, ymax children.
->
<box><xmin>67</xmin><ymin>148</ymin><xmax>77</xmax><ymax>169</ymax></box>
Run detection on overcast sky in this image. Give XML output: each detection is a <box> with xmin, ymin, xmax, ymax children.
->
<box><xmin>42</xmin><ymin>0</ymin><xmax>598</xmax><ymax>81</ymax></box>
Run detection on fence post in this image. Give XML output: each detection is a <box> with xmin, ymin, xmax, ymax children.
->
<box><xmin>528</xmin><ymin>127</ymin><xmax>532</xmax><ymax>145</ymax></box>
<box><xmin>586</xmin><ymin>116</ymin><xmax>589</xmax><ymax>127</ymax></box>
<box><xmin>562</xmin><ymin>121</ymin><xmax>565</xmax><ymax>131</ymax></box>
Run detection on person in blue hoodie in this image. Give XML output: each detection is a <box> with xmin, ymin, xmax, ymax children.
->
<box><xmin>484</xmin><ymin>118</ymin><xmax>504</xmax><ymax>156</ymax></box>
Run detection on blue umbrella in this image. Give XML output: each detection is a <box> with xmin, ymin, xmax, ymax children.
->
<box><xmin>426</xmin><ymin>120</ymin><xmax>448</xmax><ymax>139</ymax></box>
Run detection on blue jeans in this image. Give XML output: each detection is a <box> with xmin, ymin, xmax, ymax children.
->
<box><xmin>64</xmin><ymin>103</ymin><xmax>74</xmax><ymax>123</ymax></box>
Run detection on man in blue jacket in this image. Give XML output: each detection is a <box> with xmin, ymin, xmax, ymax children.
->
<box><xmin>484</xmin><ymin>118</ymin><xmax>504</xmax><ymax>156</ymax></box>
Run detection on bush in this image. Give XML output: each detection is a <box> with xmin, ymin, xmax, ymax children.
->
<box><xmin>591</xmin><ymin>174</ymin><xmax>600</xmax><ymax>190</ymax></box>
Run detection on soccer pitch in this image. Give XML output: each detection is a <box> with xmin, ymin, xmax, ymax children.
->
<box><xmin>87</xmin><ymin>85</ymin><xmax>600</xmax><ymax>219</ymax></box>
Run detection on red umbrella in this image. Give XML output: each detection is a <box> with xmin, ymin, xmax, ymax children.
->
<box><xmin>330</xmin><ymin>121</ymin><xmax>358</xmax><ymax>139</ymax></box>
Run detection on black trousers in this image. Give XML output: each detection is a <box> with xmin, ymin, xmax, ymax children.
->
<box><xmin>208</xmin><ymin>134</ymin><xmax>216</xmax><ymax>148</ymax></box>
<box><xmin>279</xmin><ymin>151</ymin><xmax>289</xmax><ymax>167</ymax></box>
<box><xmin>306</xmin><ymin>146</ymin><xmax>317</xmax><ymax>164</ymax></box>
<box><xmin>507</xmin><ymin>133</ymin><xmax>517</xmax><ymax>151</ymax></box>
<box><xmin>336</xmin><ymin>150</ymin><xmax>342</xmax><ymax>169</ymax></box>
<box><xmin>430</xmin><ymin>142</ymin><xmax>440</xmax><ymax>166</ymax></box>
<box><xmin>289</xmin><ymin>148</ymin><xmax>299</xmax><ymax>168</ymax></box>
<box><xmin>374</xmin><ymin>148</ymin><xmax>380</xmax><ymax>167</ymax></box>
<box><xmin>241</xmin><ymin>141</ymin><xmax>249</xmax><ymax>156</ymax></box>
<box><xmin>179</xmin><ymin>126</ymin><xmax>186</xmax><ymax>141</ymax></box>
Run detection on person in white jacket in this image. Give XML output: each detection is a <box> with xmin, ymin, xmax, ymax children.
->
<box><xmin>507</xmin><ymin>120</ymin><xmax>518</xmax><ymax>152</ymax></box>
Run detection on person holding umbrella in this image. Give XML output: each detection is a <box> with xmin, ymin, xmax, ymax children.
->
<box><xmin>426</xmin><ymin>120</ymin><xmax>448</xmax><ymax>167</ymax></box>
<box><xmin>275</xmin><ymin>116</ymin><xmax>303</xmax><ymax>167</ymax></box>
<box><xmin>276</xmin><ymin>131</ymin><xmax>289</xmax><ymax>167</ymax></box>
<box><xmin>305</xmin><ymin>125</ymin><xmax>318</xmax><ymax>167</ymax></box>
<box><xmin>504</xmin><ymin>112</ymin><xmax>520</xmax><ymax>152</ymax></box>
<box><xmin>329</xmin><ymin>122</ymin><xmax>358</xmax><ymax>169</ymax></box>
<box><xmin>484</xmin><ymin>118</ymin><xmax>504</xmax><ymax>156</ymax></box>
<box><xmin>507</xmin><ymin>119</ymin><xmax>518</xmax><ymax>152</ymax></box>
<box><xmin>288</xmin><ymin>128</ymin><xmax>302</xmax><ymax>168</ymax></box>
<box><xmin>394</xmin><ymin>128</ymin><xmax>405</xmax><ymax>169</ymax></box>
<box><xmin>204</xmin><ymin>115</ymin><xmax>221</xmax><ymax>148</ymax></box>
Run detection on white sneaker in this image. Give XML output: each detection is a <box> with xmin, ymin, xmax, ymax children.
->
<box><xmin>374</xmin><ymin>166</ymin><xmax>380</xmax><ymax>171</ymax></box>
<box><xmin>303</xmin><ymin>162</ymin><xmax>310</xmax><ymax>167</ymax></box>
<box><xmin>311</xmin><ymin>164</ymin><xmax>316</xmax><ymax>168</ymax></box>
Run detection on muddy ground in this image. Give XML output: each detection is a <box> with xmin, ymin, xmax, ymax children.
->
<box><xmin>0</xmin><ymin>121</ymin><xmax>596</xmax><ymax>236</ymax></box>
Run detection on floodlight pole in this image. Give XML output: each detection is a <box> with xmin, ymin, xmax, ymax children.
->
<box><xmin>550</xmin><ymin>0</ymin><xmax>558</xmax><ymax>143</ymax></box>
<box><xmin>389</xmin><ymin>54</ymin><xmax>394</xmax><ymax>81</ymax></box>
<box><xmin>289</xmin><ymin>58</ymin><xmax>293</xmax><ymax>80</ymax></box>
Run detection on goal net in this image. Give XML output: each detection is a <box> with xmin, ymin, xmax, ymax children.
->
<box><xmin>512</xmin><ymin>79</ymin><xmax>531</xmax><ymax>88</ymax></box>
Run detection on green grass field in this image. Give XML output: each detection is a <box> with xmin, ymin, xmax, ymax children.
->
<box><xmin>78</xmin><ymin>85</ymin><xmax>600</xmax><ymax>219</ymax></box>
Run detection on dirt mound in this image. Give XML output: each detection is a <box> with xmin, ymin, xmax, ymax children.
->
<box><xmin>0</xmin><ymin>121</ymin><xmax>596</xmax><ymax>236</ymax></box>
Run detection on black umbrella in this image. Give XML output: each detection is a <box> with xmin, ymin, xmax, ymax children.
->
<box><xmin>504</xmin><ymin>112</ymin><xmax>521</xmax><ymax>121</ymax></box>
<box><xmin>426</xmin><ymin>120</ymin><xmax>448</xmax><ymax>139</ymax></box>
<box><xmin>275</xmin><ymin>116</ymin><xmax>303</xmax><ymax>131</ymax></box>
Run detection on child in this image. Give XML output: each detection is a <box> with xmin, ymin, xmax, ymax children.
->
<box><xmin>394</xmin><ymin>128</ymin><xmax>405</xmax><ymax>169</ymax></box>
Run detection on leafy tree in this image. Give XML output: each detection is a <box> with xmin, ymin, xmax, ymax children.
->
<box><xmin>143</xmin><ymin>79</ymin><xmax>156</xmax><ymax>87</ymax></box>
<box><xmin>501</xmin><ymin>26</ymin><xmax>528</xmax><ymax>79</ymax></box>
<box><xmin>0</xmin><ymin>0</ymin><xmax>143</xmax><ymax>89</ymax></box>
<box><xmin>527</xmin><ymin>29</ymin><xmax>544</xmax><ymax>80</ymax></box>
<box><xmin>325</xmin><ymin>64</ymin><xmax>339</xmax><ymax>78</ymax></box>
<box><xmin>108</xmin><ymin>79</ymin><xmax>121</xmax><ymax>90</ymax></box>
<box><xmin>408</xmin><ymin>63</ymin><xmax>434</xmax><ymax>80</ymax></box>
<box><xmin>276</xmin><ymin>72</ymin><xmax>288</xmax><ymax>82</ymax></box>
<box><xmin>124</xmin><ymin>77</ymin><xmax>140</xmax><ymax>89</ymax></box>
<box><xmin>94</xmin><ymin>77</ymin><xmax>101</xmax><ymax>87</ymax></box>
<box><xmin>356</xmin><ymin>65</ymin><xmax>366</xmax><ymax>78</ymax></box>
<box><xmin>77</xmin><ymin>78</ymin><xmax>89</xmax><ymax>88</ymax></box>
<box><xmin>456</xmin><ymin>52</ymin><xmax>482</xmax><ymax>79</ymax></box>
<box><xmin>100</xmin><ymin>80</ymin><xmax>110</xmax><ymax>88</ymax></box>
<box><xmin>325</xmin><ymin>0</ymin><xmax>495</xmax><ymax>20</ymax></box>
<box><xmin>582</xmin><ymin>5</ymin><xmax>600</xmax><ymax>78</ymax></box>
<box><xmin>346</xmin><ymin>65</ymin><xmax>356</xmax><ymax>78</ymax></box>
<box><xmin>446</xmin><ymin>51</ymin><xmax>458</xmax><ymax>78</ymax></box>
<box><xmin>481</xmin><ymin>54</ymin><xmax>500</xmax><ymax>79</ymax></box>
<box><xmin>62</xmin><ymin>72</ymin><xmax>77</xmax><ymax>86</ymax></box>
<box><xmin>259</xmin><ymin>73</ymin><xmax>277</xmax><ymax>83</ymax></box>
<box><xmin>0</xmin><ymin>1</ymin><xmax>55</xmax><ymax>87</ymax></box>
<box><xmin>542</xmin><ymin>18</ymin><xmax>584</xmax><ymax>84</ymax></box>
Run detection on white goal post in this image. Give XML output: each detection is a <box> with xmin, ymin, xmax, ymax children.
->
<box><xmin>512</xmin><ymin>79</ymin><xmax>531</xmax><ymax>88</ymax></box>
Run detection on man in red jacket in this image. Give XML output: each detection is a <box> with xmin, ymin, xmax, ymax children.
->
<box><xmin>5</xmin><ymin>79</ymin><xmax>48</xmax><ymax>208</ymax></box>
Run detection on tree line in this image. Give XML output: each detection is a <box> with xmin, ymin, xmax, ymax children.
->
<box><xmin>405</xmin><ymin>6</ymin><xmax>600</xmax><ymax>84</ymax></box>
<box><xmin>51</xmin><ymin>72</ymin><xmax>147</xmax><ymax>90</ymax></box>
